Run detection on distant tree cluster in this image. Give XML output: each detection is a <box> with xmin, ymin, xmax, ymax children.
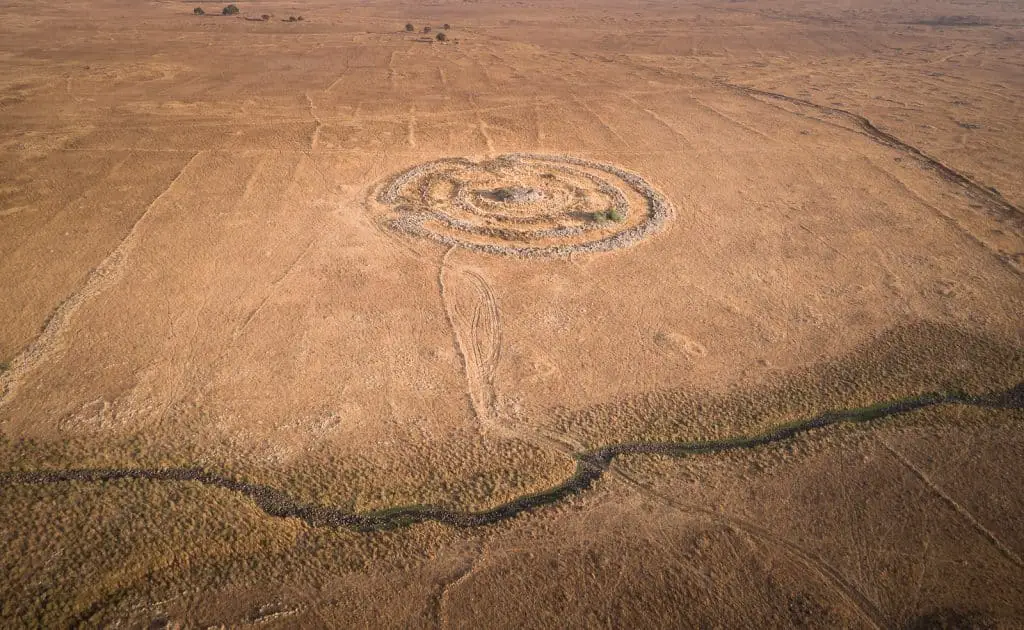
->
<box><xmin>404</xmin><ymin>22</ymin><xmax>453</xmax><ymax>37</ymax></box>
<box><xmin>192</xmin><ymin>5</ymin><xmax>243</xmax><ymax>16</ymax></box>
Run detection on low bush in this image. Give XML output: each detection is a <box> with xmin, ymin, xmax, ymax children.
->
<box><xmin>590</xmin><ymin>208</ymin><xmax>624</xmax><ymax>222</ymax></box>
<box><xmin>405</xmin><ymin>23</ymin><xmax>414</xmax><ymax>32</ymax></box>
<box><xmin>193</xmin><ymin>7</ymin><xmax>205</xmax><ymax>15</ymax></box>
<box><xmin>222</xmin><ymin>4</ymin><xmax>239</xmax><ymax>15</ymax></box>
<box><xmin>436</xmin><ymin>31</ymin><xmax>447</xmax><ymax>41</ymax></box>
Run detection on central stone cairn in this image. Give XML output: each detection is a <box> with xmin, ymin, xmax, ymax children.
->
<box><xmin>488</xmin><ymin>186</ymin><xmax>545</xmax><ymax>204</ymax></box>
<box><xmin>372</xmin><ymin>154</ymin><xmax>672</xmax><ymax>257</ymax></box>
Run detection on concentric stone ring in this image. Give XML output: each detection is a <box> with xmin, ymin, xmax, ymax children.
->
<box><xmin>371</xmin><ymin>154</ymin><xmax>672</xmax><ymax>257</ymax></box>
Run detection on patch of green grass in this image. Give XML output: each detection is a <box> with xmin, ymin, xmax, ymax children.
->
<box><xmin>592</xmin><ymin>208</ymin><xmax>625</xmax><ymax>222</ymax></box>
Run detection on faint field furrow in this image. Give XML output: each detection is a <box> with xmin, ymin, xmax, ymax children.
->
<box><xmin>0</xmin><ymin>151</ymin><xmax>203</xmax><ymax>404</ymax></box>
<box><xmin>721</xmin><ymin>81</ymin><xmax>1024</xmax><ymax>269</ymax></box>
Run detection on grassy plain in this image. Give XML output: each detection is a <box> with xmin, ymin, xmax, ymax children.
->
<box><xmin>0</xmin><ymin>0</ymin><xmax>1022</xmax><ymax>625</ymax></box>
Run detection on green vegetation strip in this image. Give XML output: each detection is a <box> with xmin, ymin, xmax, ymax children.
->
<box><xmin>1</xmin><ymin>384</ymin><xmax>1021</xmax><ymax>532</ymax></box>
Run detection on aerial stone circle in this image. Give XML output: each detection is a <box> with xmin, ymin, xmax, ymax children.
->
<box><xmin>372</xmin><ymin>154</ymin><xmax>673</xmax><ymax>257</ymax></box>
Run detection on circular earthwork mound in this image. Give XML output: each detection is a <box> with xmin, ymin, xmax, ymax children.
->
<box><xmin>372</xmin><ymin>154</ymin><xmax>672</xmax><ymax>257</ymax></box>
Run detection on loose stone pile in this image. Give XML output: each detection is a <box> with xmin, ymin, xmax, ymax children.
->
<box><xmin>372</xmin><ymin>154</ymin><xmax>672</xmax><ymax>257</ymax></box>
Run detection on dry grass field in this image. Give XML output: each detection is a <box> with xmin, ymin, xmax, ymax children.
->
<box><xmin>1</xmin><ymin>0</ymin><xmax>1023</xmax><ymax>626</ymax></box>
